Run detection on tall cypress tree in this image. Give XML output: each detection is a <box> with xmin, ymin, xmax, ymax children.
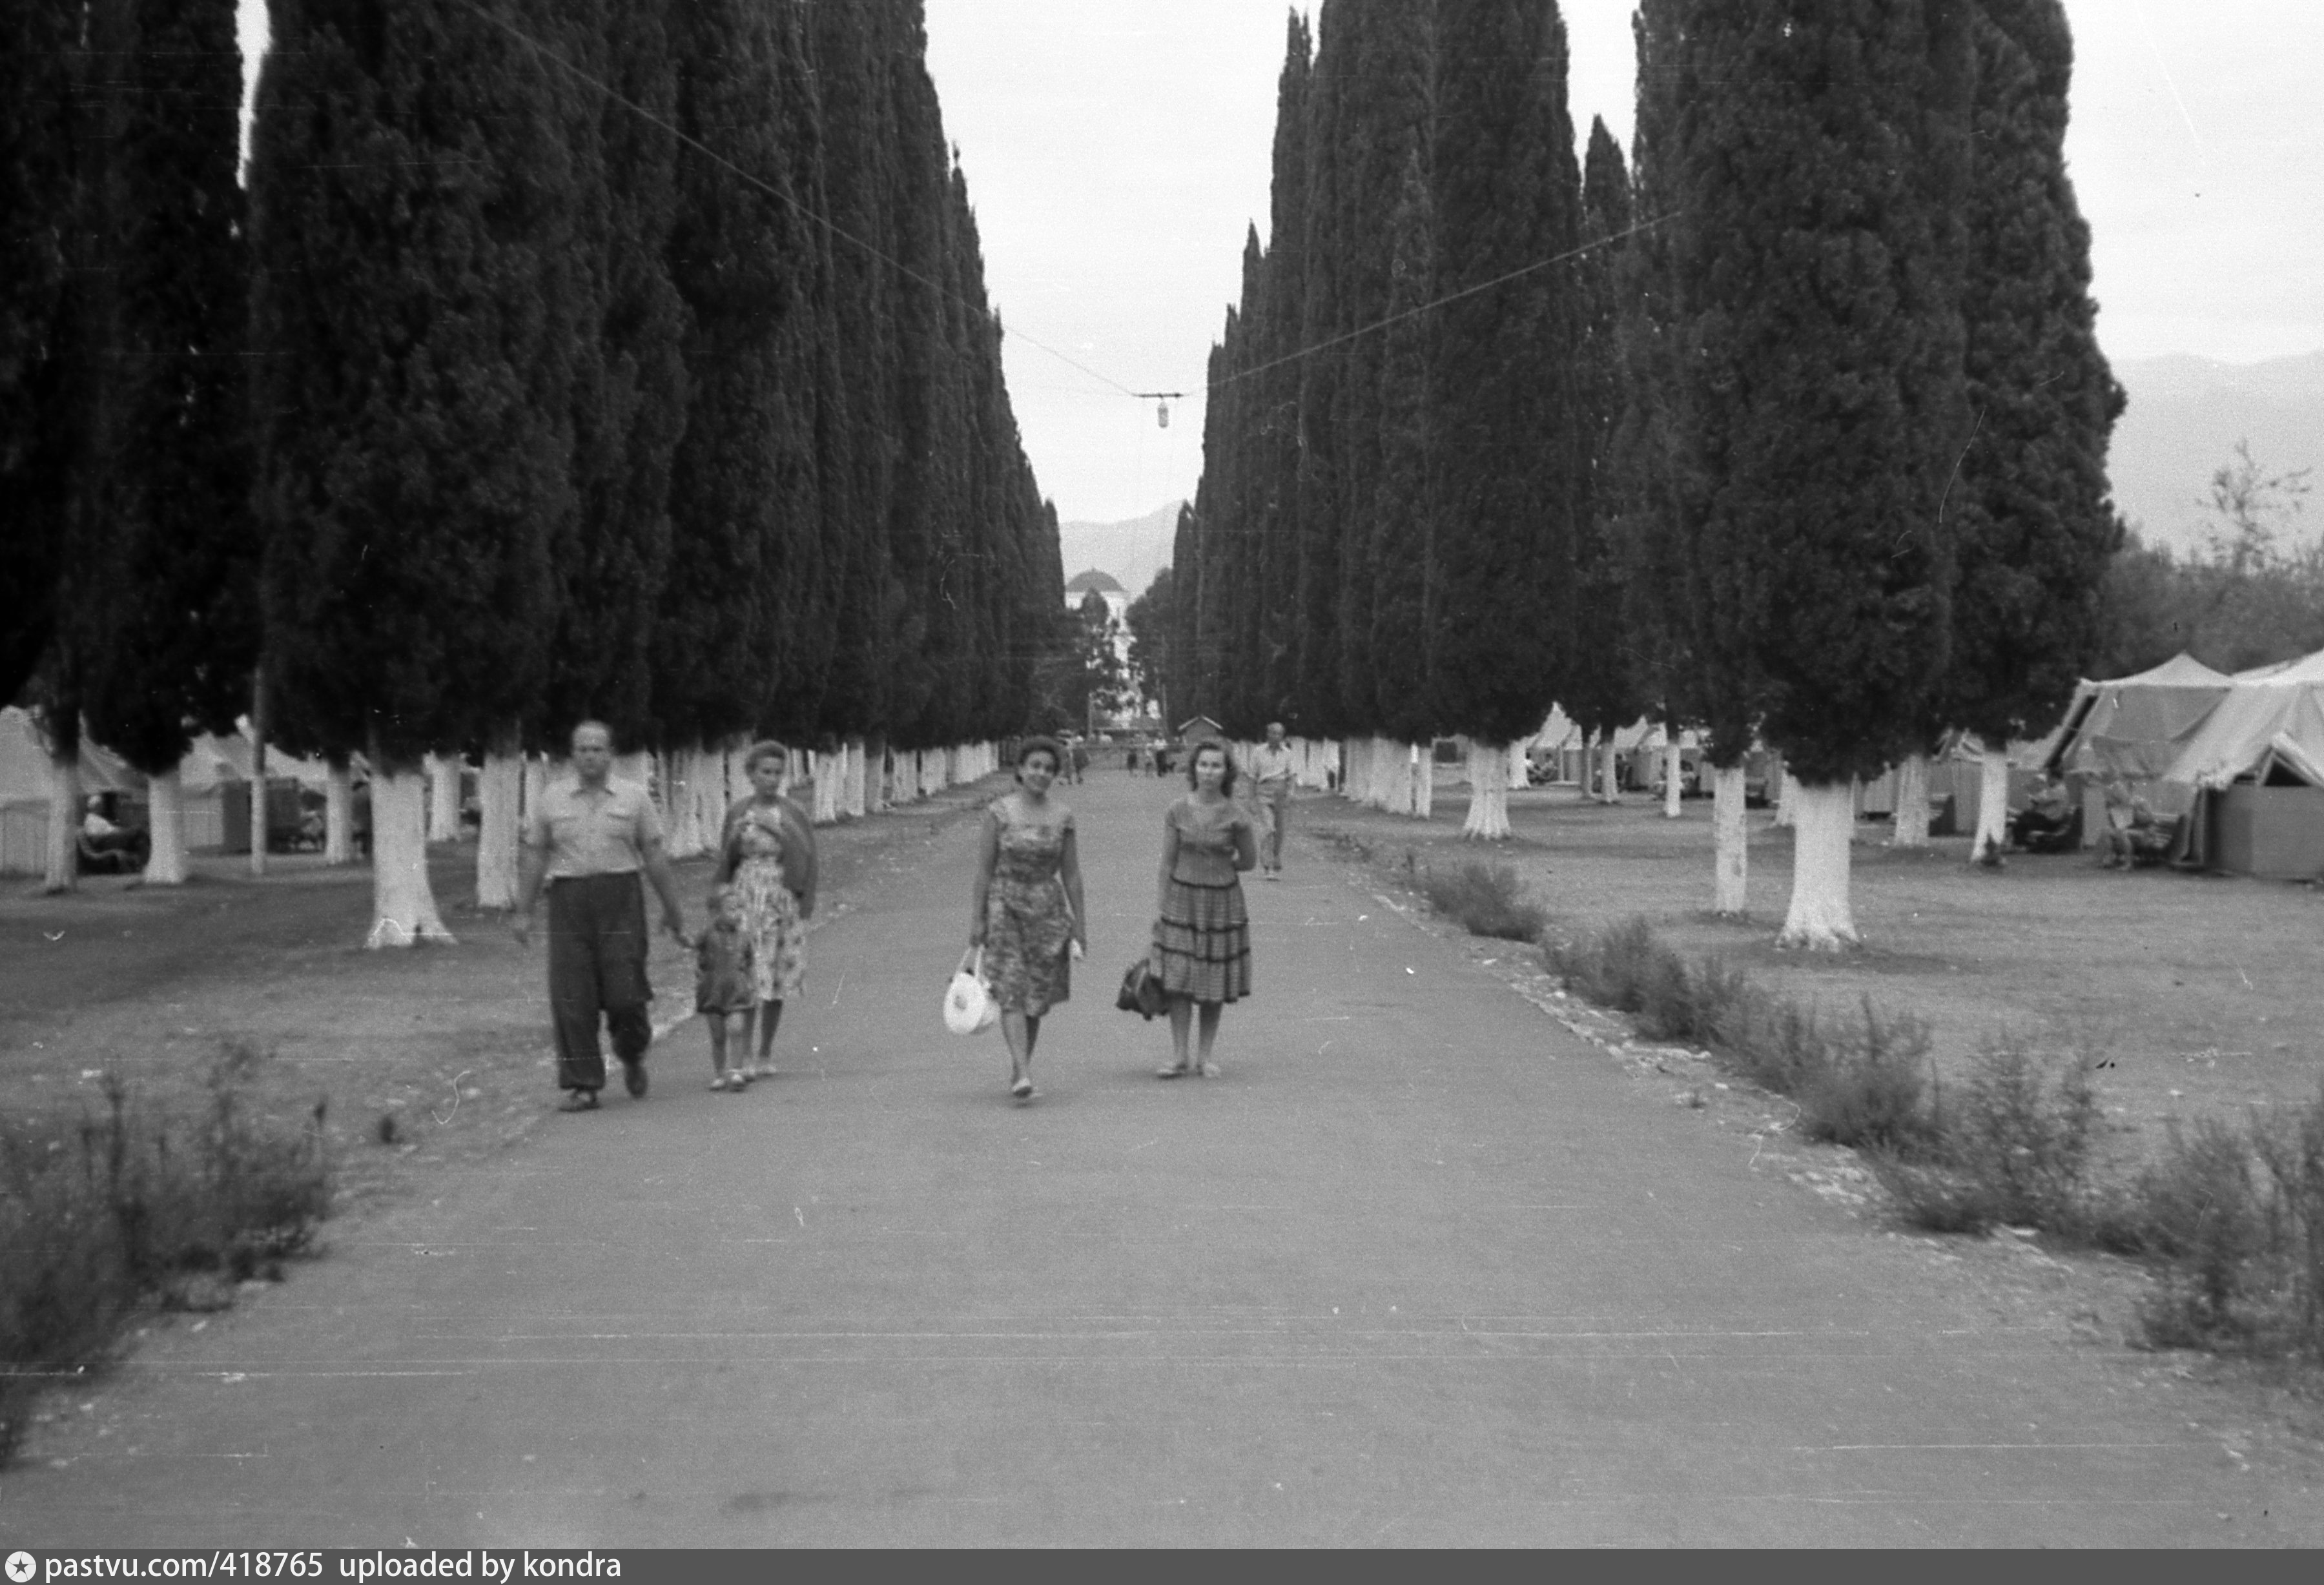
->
<box><xmin>251</xmin><ymin>0</ymin><xmax>573</xmax><ymax>943</ymax></box>
<box><xmin>1619</xmin><ymin>0</ymin><xmax>1762</xmax><ymax>905</ymax></box>
<box><xmin>1669</xmin><ymin>0</ymin><xmax>1975</xmax><ymax>946</ymax></box>
<box><xmin>1423</xmin><ymin>0</ymin><xmax>1583</xmax><ymax>835</ymax></box>
<box><xmin>1941</xmin><ymin>0</ymin><xmax>2124</xmax><ymax>861</ymax></box>
<box><xmin>1562</xmin><ymin>116</ymin><xmax>1641</xmax><ymax>799</ymax></box>
<box><xmin>1290</xmin><ymin>6</ymin><xmax>1348</xmax><ymax>737</ymax></box>
<box><xmin>81</xmin><ymin>0</ymin><xmax>260</xmax><ymax>885</ymax></box>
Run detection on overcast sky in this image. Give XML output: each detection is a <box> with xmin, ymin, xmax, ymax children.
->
<box><xmin>238</xmin><ymin>2</ymin><xmax>2323</xmax><ymax>526</ymax></box>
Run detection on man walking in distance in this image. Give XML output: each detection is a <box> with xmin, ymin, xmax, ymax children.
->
<box><xmin>513</xmin><ymin>722</ymin><xmax>690</xmax><ymax>1111</ymax></box>
<box><xmin>1251</xmin><ymin>722</ymin><xmax>1297</xmax><ymax>881</ymax></box>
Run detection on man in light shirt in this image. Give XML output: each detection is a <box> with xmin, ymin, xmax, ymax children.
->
<box><xmin>514</xmin><ymin>721</ymin><xmax>689</xmax><ymax>1111</ymax></box>
<box><xmin>1251</xmin><ymin>721</ymin><xmax>1297</xmax><ymax>881</ymax></box>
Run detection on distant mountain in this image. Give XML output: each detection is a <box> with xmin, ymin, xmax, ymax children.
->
<box><xmin>2110</xmin><ymin>351</ymin><xmax>2323</xmax><ymax>555</ymax></box>
<box><xmin>1054</xmin><ymin>501</ymin><xmax>1182</xmax><ymax>602</ymax></box>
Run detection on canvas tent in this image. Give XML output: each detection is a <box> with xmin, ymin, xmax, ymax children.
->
<box><xmin>2040</xmin><ymin>652</ymin><xmax>2237</xmax><ymax>781</ymax></box>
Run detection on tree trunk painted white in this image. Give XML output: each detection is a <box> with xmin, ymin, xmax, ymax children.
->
<box><xmin>426</xmin><ymin>753</ymin><xmax>461</xmax><ymax>842</ymax></box>
<box><xmin>474</xmin><ymin>748</ymin><xmax>522</xmax><ymax>908</ymax></box>
<box><xmin>324</xmin><ymin>760</ymin><xmax>356</xmax><ymax>866</ymax></box>
<box><xmin>1602</xmin><ymin>736</ymin><xmax>1625</xmax><ymax>804</ymax></box>
<box><xmin>1777</xmin><ymin>781</ymin><xmax>1860</xmax><ymax>951</ymax></box>
<box><xmin>43</xmin><ymin>750</ymin><xmax>79</xmax><ymax>894</ymax></box>
<box><xmin>522</xmin><ymin>755</ymin><xmax>548</xmax><ymax>824</ymax></box>
<box><xmin>810</xmin><ymin>750</ymin><xmax>838</xmax><ymax>824</ymax></box>
<box><xmin>365</xmin><ymin>766</ymin><xmax>455</xmax><ymax>948</ymax></box>
<box><xmin>1509</xmin><ymin>737</ymin><xmax>1532</xmax><ymax>790</ymax></box>
<box><xmin>661</xmin><ymin>746</ymin><xmax>700</xmax><ymax>859</ymax></box>
<box><xmin>1712</xmin><ymin>762</ymin><xmax>1749</xmax><ymax>916</ymax></box>
<box><xmin>145</xmin><ymin>766</ymin><xmax>189</xmax><ymax>885</ymax></box>
<box><xmin>1890</xmin><ymin>751</ymin><xmax>1932</xmax><ymax>848</ymax></box>
<box><xmin>1411</xmin><ymin>743</ymin><xmax>1434</xmax><ymax>819</ymax></box>
<box><xmin>1663</xmin><ymin>739</ymin><xmax>1684</xmax><ymax>819</ymax></box>
<box><xmin>1971</xmin><ymin>748</ymin><xmax>2011</xmax><ymax>865</ymax></box>
<box><xmin>844</xmin><ymin>738</ymin><xmax>867</xmax><ymax>817</ymax></box>
<box><xmin>1462</xmin><ymin>742</ymin><xmax>1510</xmax><ymax>839</ymax></box>
<box><xmin>1339</xmin><ymin>737</ymin><xmax>1363</xmax><ymax>802</ymax></box>
<box><xmin>1375</xmin><ymin>737</ymin><xmax>1400</xmax><ymax>810</ymax></box>
<box><xmin>1773</xmin><ymin>766</ymin><xmax>1797</xmax><ymax>828</ymax></box>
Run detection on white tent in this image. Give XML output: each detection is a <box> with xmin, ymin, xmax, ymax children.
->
<box><xmin>2163</xmin><ymin>650</ymin><xmax>2324</xmax><ymax>790</ymax></box>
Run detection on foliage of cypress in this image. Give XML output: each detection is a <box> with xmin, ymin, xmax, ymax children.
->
<box><xmin>0</xmin><ymin>0</ymin><xmax>79</xmax><ymax>704</ymax></box>
<box><xmin>539</xmin><ymin>0</ymin><xmax>686</xmax><ymax>751</ymax></box>
<box><xmin>1420</xmin><ymin>0</ymin><xmax>1582</xmax><ymax>748</ymax></box>
<box><xmin>250</xmin><ymin>0</ymin><xmax>571</xmax><ymax>768</ymax></box>
<box><xmin>82</xmin><ymin>0</ymin><xmax>260</xmax><ymax>775</ymax></box>
<box><xmin>1937</xmin><ymin>0</ymin><xmax>2124</xmax><ymax>745</ymax></box>
<box><xmin>1664</xmin><ymin>0</ymin><xmax>1974</xmax><ymax>786</ymax></box>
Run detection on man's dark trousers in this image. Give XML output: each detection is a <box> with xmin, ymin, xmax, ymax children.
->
<box><xmin>547</xmin><ymin>872</ymin><xmax>653</xmax><ymax>1092</ymax></box>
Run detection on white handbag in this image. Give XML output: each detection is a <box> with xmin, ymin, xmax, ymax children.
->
<box><xmin>943</xmin><ymin>946</ymin><xmax>999</xmax><ymax>1036</ymax></box>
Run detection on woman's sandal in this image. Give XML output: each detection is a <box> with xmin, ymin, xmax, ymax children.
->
<box><xmin>1156</xmin><ymin>1063</ymin><xmax>1189</xmax><ymax>1079</ymax></box>
<box><xmin>1011</xmin><ymin>1077</ymin><xmax>1034</xmax><ymax>1101</ymax></box>
<box><xmin>559</xmin><ymin>1089</ymin><xmax>600</xmax><ymax>1112</ymax></box>
<box><xmin>1198</xmin><ymin>1062</ymin><xmax>1222</xmax><ymax>1079</ymax></box>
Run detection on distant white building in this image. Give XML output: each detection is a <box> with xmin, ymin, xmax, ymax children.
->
<box><xmin>1062</xmin><ymin>568</ymin><xmax>1129</xmax><ymax>624</ymax></box>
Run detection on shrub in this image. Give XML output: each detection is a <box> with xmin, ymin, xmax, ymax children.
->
<box><xmin>1547</xmin><ymin>921</ymin><xmax>1931</xmax><ymax>1150</ymax></box>
<box><xmin>1873</xmin><ymin>1039</ymin><xmax>2099</xmax><ymax>1235</ymax></box>
<box><xmin>2252</xmin><ymin>1085</ymin><xmax>2324</xmax><ymax>1360</ymax></box>
<box><xmin>0</xmin><ymin>1045</ymin><xmax>331</xmax><ymax>1463</ymax></box>
<box><xmin>1419</xmin><ymin>860</ymin><xmax>1547</xmax><ymax>941</ymax></box>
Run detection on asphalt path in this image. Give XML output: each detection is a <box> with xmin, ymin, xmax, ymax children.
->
<box><xmin>4</xmin><ymin>771</ymin><xmax>2312</xmax><ymax>1545</ymax></box>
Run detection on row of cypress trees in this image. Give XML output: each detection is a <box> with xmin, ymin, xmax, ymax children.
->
<box><xmin>1171</xmin><ymin>0</ymin><xmax>2120</xmax><ymax>946</ymax></box>
<box><xmin>5</xmin><ymin>1</ymin><xmax>1064</xmax><ymax>936</ymax></box>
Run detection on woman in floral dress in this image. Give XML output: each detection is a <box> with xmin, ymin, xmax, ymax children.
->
<box><xmin>715</xmin><ymin>740</ymin><xmax>818</xmax><ymax>1079</ymax></box>
<box><xmin>969</xmin><ymin>737</ymin><xmax>1087</xmax><ymax>1101</ymax></box>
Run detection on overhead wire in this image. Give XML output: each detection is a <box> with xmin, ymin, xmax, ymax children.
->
<box><xmin>453</xmin><ymin>0</ymin><xmax>1675</xmax><ymax>427</ymax></box>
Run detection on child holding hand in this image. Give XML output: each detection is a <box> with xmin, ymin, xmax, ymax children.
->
<box><xmin>696</xmin><ymin>885</ymin><xmax>757</xmax><ymax>1090</ymax></box>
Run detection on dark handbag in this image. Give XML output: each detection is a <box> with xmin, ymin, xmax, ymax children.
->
<box><xmin>1116</xmin><ymin>956</ymin><xmax>1169</xmax><ymax>1020</ymax></box>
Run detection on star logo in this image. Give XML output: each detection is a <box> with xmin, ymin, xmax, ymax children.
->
<box><xmin>6</xmin><ymin>1551</ymin><xmax>36</xmax><ymax>1583</ymax></box>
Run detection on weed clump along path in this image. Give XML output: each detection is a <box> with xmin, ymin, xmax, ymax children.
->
<box><xmin>0</xmin><ymin>1041</ymin><xmax>331</xmax><ymax>1462</ymax></box>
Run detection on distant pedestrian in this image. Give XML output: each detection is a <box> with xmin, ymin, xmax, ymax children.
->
<box><xmin>695</xmin><ymin>885</ymin><xmax>757</xmax><ymax>1092</ymax></box>
<box><xmin>715</xmin><ymin>741</ymin><xmax>818</xmax><ymax>1081</ymax></box>
<box><xmin>970</xmin><ymin>737</ymin><xmax>1087</xmax><ymax>1102</ymax></box>
<box><xmin>514</xmin><ymin>721</ymin><xmax>690</xmax><ymax>1111</ymax></box>
<box><xmin>1251</xmin><ymin>721</ymin><xmax>1297</xmax><ymax>880</ymax></box>
<box><xmin>1152</xmin><ymin>741</ymin><xmax>1256</xmax><ymax>1079</ymax></box>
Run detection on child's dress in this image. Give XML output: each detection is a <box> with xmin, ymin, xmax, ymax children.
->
<box><xmin>695</xmin><ymin>921</ymin><xmax>756</xmax><ymax>1015</ymax></box>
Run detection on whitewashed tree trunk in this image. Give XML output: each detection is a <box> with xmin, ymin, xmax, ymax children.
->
<box><xmin>1373</xmin><ymin>736</ymin><xmax>1399</xmax><ymax>810</ymax></box>
<box><xmin>324</xmin><ymin>761</ymin><xmax>356</xmax><ymax>866</ymax></box>
<box><xmin>844</xmin><ymin>738</ymin><xmax>867</xmax><ymax>817</ymax></box>
<box><xmin>1510</xmin><ymin>737</ymin><xmax>1532</xmax><ymax>790</ymax></box>
<box><xmin>1339</xmin><ymin>737</ymin><xmax>1364</xmax><ymax>802</ymax></box>
<box><xmin>1774</xmin><ymin>767</ymin><xmax>1797</xmax><ymax>828</ymax></box>
<box><xmin>365</xmin><ymin>766</ymin><xmax>455</xmax><ymax>948</ymax></box>
<box><xmin>522</xmin><ymin>755</ymin><xmax>549</xmax><ymax>824</ymax></box>
<box><xmin>1891</xmin><ymin>752</ymin><xmax>1932</xmax><ymax>848</ymax></box>
<box><xmin>1663</xmin><ymin>739</ymin><xmax>1684</xmax><ymax>819</ymax></box>
<box><xmin>1462</xmin><ymin>742</ymin><xmax>1510</xmax><ymax>839</ymax></box>
<box><xmin>1971</xmin><ymin>748</ymin><xmax>2011</xmax><ymax>865</ymax></box>
<box><xmin>661</xmin><ymin>746</ymin><xmax>699</xmax><ymax>859</ymax></box>
<box><xmin>1411</xmin><ymin>744</ymin><xmax>1434</xmax><ymax>819</ymax></box>
<box><xmin>426</xmin><ymin>753</ymin><xmax>461</xmax><ymax>842</ymax></box>
<box><xmin>811</xmin><ymin>750</ymin><xmax>838</xmax><ymax>824</ymax></box>
<box><xmin>1777</xmin><ymin>781</ymin><xmax>1860</xmax><ymax>951</ymax></box>
<box><xmin>1712</xmin><ymin>762</ymin><xmax>1749</xmax><ymax>916</ymax></box>
<box><xmin>145</xmin><ymin>766</ymin><xmax>189</xmax><ymax>885</ymax></box>
<box><xmin>43</xmin><ymin>750</ymin><xmax>79</xmax><ymax>893</ymax></box>
<box><xmin>474</xmin><ymin>748</ymin><xmax>521</xmax><ymax>908</ymax></box>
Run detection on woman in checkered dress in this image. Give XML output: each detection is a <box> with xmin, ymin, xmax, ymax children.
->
<box><xmin>1151</xmin><ymin>741</ymin><xmax>1257</xmax><ymax>1079</ymax></box>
